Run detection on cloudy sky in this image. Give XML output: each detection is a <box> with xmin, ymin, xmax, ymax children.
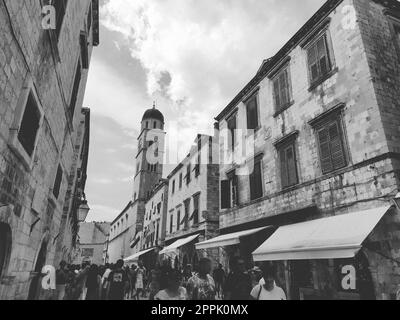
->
<box><xmin>83</xmin><ymin>0</ymin><xmax>325</xmax><ymax>222</ymax></box>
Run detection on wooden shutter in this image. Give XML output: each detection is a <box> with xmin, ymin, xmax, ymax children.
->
<box><xmin>232</xmin><ymin>175</ymin><xmax>238</xmax><ymax>206</ymax></box>
<box><xmin>246</xmin><ymin>96</ymin><xmax>258</xmax><ymax>130</ymax></box>
<box><xmin>176</xmin><ymin>211</ymin><xmax>180</xmax><ymax>230</ymax></box>
<box><xmin>286</xmin><ymin>145</ymin><xmax>298</xmax><ymax>186</ymax></box>
<box><xmin>221</xmin><ymin>180</ymin><xmax>231</xmax><ymax>209</ymax></box>
<box><xmin>307</xmin><ymin>43</ymin><xmax>319</xmax><ymax>82</ymax></box>
<box><xmin>279</xmin><ymin>72</ymin><xmax>287</xmax><ymax>107</ymax></box>
<box><xmin>317</xmin><ymin>127</ymin><xmax>333</xmax><ymax>173</ymax></box>
<box><xmin>273</xmin><ymin>78</ymin><xmax>281</xmax><ymax>109</ymax></box>
<box><xmin>328</xmin><ymin>121</ymin><xmax>346</xmax><ymax>170</ymax></box>
<box><xmin>250</xmin><ymin>161</ymin><xmax>263</xmax><ymax>200</ymax></box>
<box><xmin>254</xmin><ymin>161</ymin><xmax>263</xmax><ymax>199</ymax></box>
<box><xmin>53</xmin><ymin>165</ymin><xmax>63</xmax><ymax>199</ymax></box>
<box><xmin>280</xmin><ymin>148</ymin><xmax>288</xmax><ymax>188</ymax></box>
<box><xmin>317</xmin><ymin>35</ymin><xmax>330</xmax><ymax>76</ymax></box>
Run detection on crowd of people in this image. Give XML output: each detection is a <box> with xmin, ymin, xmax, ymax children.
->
<box><xmin>52</xmin><ymin>257</ymin><xmax>287</xmax><ymax>300</ymax></box>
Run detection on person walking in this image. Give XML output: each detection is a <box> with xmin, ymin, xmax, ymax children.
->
<box><xmin>154</xmin><ymin>270</ymin><xmax>188</xmax><ymax>300</ymax></box>
<box><xmin>250</xmin><ymin>264</ymin><xmax>286</xmax><ymax>300</ymax></box>
<box><xmin>134</xmin><ymin>261</ymin><xmax>146</xmax><ymax>300</ymax></box>
<box><xmin>100</xmin><ymin>263</ymin><xmax>112</xmax><ymax>300</ymax></box>
<box><xmin>223</xmin><ymin>257</ymin><xmax>253</xmax><ymax>300</ymax></box>
<box><xmin>148</xmin><ymin>267</ymin><xmax>161</xmax><ymax>300</ymax></box>
<box><xmin>187</xmin><ymin>258</ymin><xmax>216</xmax><ymax>300</ymax></box>
<box><xmin>76</xmin><ymin>262</ymin><xmax>90</xmax><ymax>300</ymax></box>
<box><xmin>106</xmin><ymin>260</ymin><xmax>129</xmax><ymax>300</ymax></box>
<box><xmin>86</xmin><ymin>264</ymin><xmax>101</xmax><ymax>300</ymax></box>
<box><xmin>213</xmin><ymin>263</ymin><xmax>226</xmax><ymax>299</ymax></box>
<box><xmin>55</xmin><ymin>261</ymin><xmax>68</xmax><ymax>300</ymax></box>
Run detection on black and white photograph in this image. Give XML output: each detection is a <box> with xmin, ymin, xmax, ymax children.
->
<box><xmin>0</xmin><ymin>0</ymin><xmax>400</xmax><ymax>307</ymax></box>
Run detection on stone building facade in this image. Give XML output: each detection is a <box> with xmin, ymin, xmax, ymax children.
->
<box><xmin>142</xmin><ymin>179</ymin><xmax>169</xmax><ymax>250</ymax></box>
<box><xmin>0</xmin><ymin>0</ymin><xmax>98</xmax><ymax>300</ymax></box>
<box><xmin>213</xmin><ymin>0</ymin><xmax>400</xmax><ymax>300</ymax></box>
<box><xmin>73</xmin><ymin>222</ymin><xmax>110</xmax><ymax>266</ymax></box>
<box><xmin>107</xmin><ymin>201</ymin><xmax>132</xmax><ymax>264</ymax></box>
<box><xmin>163</xmin><ymin>134</ymin><xmax>220</xmax><ymax>270</ymax></box>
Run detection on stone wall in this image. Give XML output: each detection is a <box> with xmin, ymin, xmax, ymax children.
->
<box><xmin>0</xmin><ymin>0</ymin><xmax>95</xmax><ymax>299</ymax></box>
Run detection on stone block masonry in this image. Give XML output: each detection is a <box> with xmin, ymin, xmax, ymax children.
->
<box><xmin>0</xmin><ymin>0</ymin><xmax>97</xmax><ymax>300</ymax></box>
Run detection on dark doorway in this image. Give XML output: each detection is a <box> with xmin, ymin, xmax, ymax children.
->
<box><xmin>290</xmin><ymin>260</ymin><xmax>314</xmax><ymax>300</ymax></box>
<box><xmin>183</xmin><ymin>255</ymin><xmax>188</xmax><ymax>268</ymax></box>
<box><xmin>0</xmin><ymin>223</ymin><xmax>12</xmax><ymax>279</ymax></box>
<box><xmin>28</xmin><ymin>241</ymin><xmax>48</xmax><ymax>300</ymax></box>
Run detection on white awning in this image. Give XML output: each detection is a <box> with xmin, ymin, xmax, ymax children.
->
<box><xmin>195</xmin><ymin>227</ymin><xmax>272</xmax><ymax>250</ymax></box>
<box><xmin>124</xmin><ymin>248</ymin><xmax>155</xmax><ymax>262</ymax></box>
<box><xmin>159</xmin><ymin>234</ymin><xmax>200</xmax><ymax>255</ymax></box>
<box><xmin>252</xmin><ymin>206</ymin><xmax>391</xmax><ymax>262</ymax></box>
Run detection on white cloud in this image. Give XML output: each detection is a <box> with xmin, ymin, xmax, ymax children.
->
<box><xmin>99</xmin><ymin>0</ymin><xmax>324</xmax><ymax>160</ymax></box>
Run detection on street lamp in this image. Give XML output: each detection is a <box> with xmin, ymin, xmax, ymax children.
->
<box><xmin>78</xmin><ymin>200</ymin><xmax>90</xmax><ymax>222</ymax></box>
<box><xmin>392</xmin><ymin>192</ymin><xmax>400</xmax><ymax>211</ymax></box>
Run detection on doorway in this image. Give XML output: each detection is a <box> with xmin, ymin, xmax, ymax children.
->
<box><xmin>0</xmin><ymin>223</ymin><xmax>12</xmax><ymax>279</ymax></box>
<box><xmin>290</xmin><ymin>260</ymin><xmax>314</xmax><ymax>300</ymax></box>
<box><xmin>28</xmin><ymin>241</ymin><xmax>48</xmax><ymax>300</ymax></box>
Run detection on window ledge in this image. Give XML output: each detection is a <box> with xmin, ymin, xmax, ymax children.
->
<box><xmin>308</xmin><ymin>67</ymin><xmax>338</xmax><ymax>92</ymax></box>
<box><xmin>273</xmin><ymin>100</ymin><xmax>295</xmax><ymax>118</ymax></box>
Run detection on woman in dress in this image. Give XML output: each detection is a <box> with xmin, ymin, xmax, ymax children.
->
<box><xmin>134</xmin><ymin>261</ymin><xmax>145</xmax><ymax>300</ymax></box>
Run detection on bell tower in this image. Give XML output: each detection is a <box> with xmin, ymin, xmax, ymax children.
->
<box><xmin>131</xmin><ymin>103</ymin><xmax>165</xmax><ymax>235</ymax></box>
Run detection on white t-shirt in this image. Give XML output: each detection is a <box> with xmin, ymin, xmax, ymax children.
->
<box><xmin>250</xmin><ymin>279</ymin><xmax>286</xmax><ymax>300</ymax></box>
<box><xmin>154</xmin><ymin>287</ymin><xmax>188</xmax><ymax>300</ymax></box>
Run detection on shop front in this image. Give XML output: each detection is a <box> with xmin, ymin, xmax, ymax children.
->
<box><xmin>252</xmin><ymin>205</ymin><xmax>399</xmax><ymax>300</ymax></box>
<box><xmin>195</xmin><ymin>227</ymin><xmax>275</xmax><ymax>272</ymax></box>
<box><xmin>159</xmin><ymin>234</ymin><xmax>201</xmax><ymax>271</ymax></box>
<box><xmin>124</xmin><ymin>248</ymin><xmax>155</xmax><ymax>267</ymax></box>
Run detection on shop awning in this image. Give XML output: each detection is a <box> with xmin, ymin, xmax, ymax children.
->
<box><xmin>124</xmin><ymin>248</ymin><xmax>155</xmax><ymax>262</ymax></box>
<box><xmin>195</xmin><ymin>227</ymin><xmax>272</xmax><ymax>250</ymax></box>
<box><xmin>159</xmin><ymin>234</ymin><xmax>200</xmax><ymax>255</ymax></box>
<box><xmin>252</xmin><ymin>206</ymin><xmax>391</xmax><ymax>262</ymax></box>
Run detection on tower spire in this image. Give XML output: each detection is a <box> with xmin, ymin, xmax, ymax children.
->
<box><xmin>153</xmin><ymin>101</ymin><xmax>156</xmax><ymax>109</ymax></box>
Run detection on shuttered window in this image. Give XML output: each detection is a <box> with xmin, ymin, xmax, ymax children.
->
<box><xmin>307</xmin><ymin>33</ymin><xmax>332</xmax><ymax>84</ymax></box>
<box><xmin>221</xmin><ymin>180</ymin><xmax>231</xmax><ymax>209</ymax></box>
<box><xmin>317</xmin><ymin>119</ymin><xmax>347</xmax><ymax>174</ymax></box>
<box><xmin>186</xmin><ymin>164</ymin><xmax>191</xmax><ymax>185</ymax></box>
<box><xmin>53</xmin><ymin>165</ymin><xmax>63</xmax><ymax>199</ymax></box>
<box><xmin>170</xmin><ymin>214</ymin><xmax>173</xmax><ymax>233</ymax></box>
<box><xmin>221</xmin><ymin>173</ymin><xmax>238</xmax><ymax>209</ymax></box>
<box><xmin>227</xmin><ymin>114</ymin><xmax>237</xmax><ymax>151</ymax></box>
<box><xmin>273</xmin><ymin>68</ymin><xmax>292</xmax><ymax>112</ymax></box>
<box><xmin>176</xmin><ymin>211</ymin><xmax>181</xmax><ymax>231</ymax></box>
<box><xmin>70</xmin><ymin>61</ymin><xmax>82</xmax><ymax>117</ymax></box>
<box><xmin>80</xmin><ymin>32</ymin><xmax>89</xmax><ymax>69</ymax></box>
<box><xmin>192</xmin><ymin>194</ymin><xmax>200</xmax><ymax>225</ymax></box>
<box><xmin>279</xmin><ymin>143</ymin><xmax>299</xmax><ymax>189</ymax></box>
<box><xmin>246</xmin><ymin>94</ymin><xmax>259</xmax><ymax>130</ymax></box>
<box><xmin>250</xmin><ymin>159</ymin><xmax>263</xmax><ymax>201</ymax></box>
